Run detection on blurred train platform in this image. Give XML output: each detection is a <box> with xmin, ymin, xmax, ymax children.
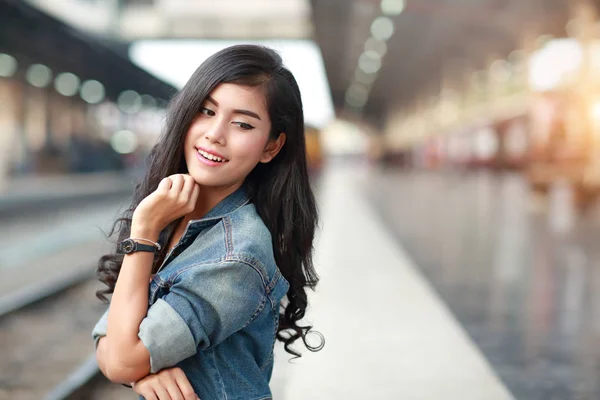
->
<box><xmin>0</xmin><ymin>172</ymin><xmax>134</xmax><ymax>220</ymax></box>
<box><xmin>367</xmin><ymin>166</ymin><xmax>600</xmax><ymax>400</ymax></box>
<box><xmin>269</xmin><ymin>161</ymin><xmax>513</xmax><ymax>400</ymax></box>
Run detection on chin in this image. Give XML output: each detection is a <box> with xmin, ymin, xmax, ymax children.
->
<box><xmin>187</xmin><ymin>170</ymin><xmax>233</xmax><ymax>189</ymax></box>
<box><xmin>188</xmin><ymin>172</ymin><xmax>217</xmax><ymax>186</ymax></box>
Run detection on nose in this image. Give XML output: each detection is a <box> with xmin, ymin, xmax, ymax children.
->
<box><xmin>204</xmin><ymin>117</ymin><xmax>226</xmax><ymax>144</ymax></box>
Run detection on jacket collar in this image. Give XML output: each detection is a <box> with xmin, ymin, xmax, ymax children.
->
<box><xmin>155</xmin><ymin>185</ymin><xmax>251</xmax><ymax>273</ymax></box>
<box><xmin>189</xmin><ymin>184</ymin><xmax>250</xmax><ymax>226</ymax></box>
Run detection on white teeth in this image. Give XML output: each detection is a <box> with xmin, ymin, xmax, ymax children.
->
<box><xmin>198</xmin><ymin>149</ymin><xmax>225</xmax><ymax>162</ymax></box>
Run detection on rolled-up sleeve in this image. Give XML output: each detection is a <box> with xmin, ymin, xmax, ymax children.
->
<box><xmin>91</xmin><ymin>307</ymin><xmax>109</xmax><ymax>349</ymax></box>
<box><xmin>138</xmin><ymin>260</ymin><xmax>266</xmax><ymax>373</ymax></box>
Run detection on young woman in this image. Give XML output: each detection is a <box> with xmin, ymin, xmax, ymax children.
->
<box><xmin>92</xmin><ymin>44</ymin><xmax>323</xmax><ymax>400</ymax></box>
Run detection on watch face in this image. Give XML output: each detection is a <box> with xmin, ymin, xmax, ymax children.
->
<box><xmin>121</xmin><ymin>239</ymin><xmax>135</xmax><ymax>254</ymax></box>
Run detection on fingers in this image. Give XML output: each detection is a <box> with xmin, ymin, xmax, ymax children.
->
<box><xmin>170</xmin><ymin>175</ymin><xmax>199</xmax><ymax>214</ymax></box>
<box><xmin>146</xmin><ymin>368</ymin><xmax>199</xmax><ymax>400</ymax></box>
<box><xmin>172</xmin><ymin>368</ymin><xmax>199</xmax><ymax>400</ymax></box>
<box><xmin>165</xmin><ymin>383</ymin><xmax>185</xmax><ymax>400</ymax></box>
<box><xmin>190</xmin><ymin>182</ymin><xmax>201</xmax><ymax>206</ymax></box>
<box><xmin>142</xmin><ymin>174</ymin><xmax>199</xmax><ymax>228</ymax></box>
<box><xmin>141</xmin><ymin>392</ymin><xmax>158</xmax><ymax>400</ymax></box>
<box><xmin>180</xmin><ymin>175</ymin><xmax>199</xmax><ymax>204</ymax></box>
<box><xmin>133</xmin><ymin>379</ymin><xmax>158</xmax><ymax>400</ymax></box>
<box><xmin>150</xmin><ymin>379</ymin><xmax>171</xmax><ymax>400</ymax></box>
<box><xmin>147</xmin><ymin>368</ymin><xmax>199</xmax><ymax>400</ymax></box>
<box><xmin>157</xmin><ymin>177</ymin><xmax>172</xmax><ymax>194</ymax></box>
<box><xmin>169</xmin><ymin>174</ymin><xmax>185</xmax><ymax>195</ymax></box>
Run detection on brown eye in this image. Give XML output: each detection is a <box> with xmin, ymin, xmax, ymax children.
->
<box><xmin>235</xmin><ymin>122</ymin><xmax>255</xmax><ymax>131</ymax></box>
<box><xmin>200</xmin><ymin>107</ymin><xmax>215</xmax><ymax>116</ymax></box>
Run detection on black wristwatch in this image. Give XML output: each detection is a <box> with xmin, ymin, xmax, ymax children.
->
<box><xmin>117</xmin><ymin>238</ymin><xmax>158</xmax><ymax>255</ymax></box>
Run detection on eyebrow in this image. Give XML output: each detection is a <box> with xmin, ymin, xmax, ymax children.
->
<box><xmin>205</xmin><ymin>95</ymin><xmax>262</xmax><ymax>121</ymax></box>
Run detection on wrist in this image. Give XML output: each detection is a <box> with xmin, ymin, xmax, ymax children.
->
<box><xmin>130</xmin><ymin>222</ymin><xmax>161</xmax><ymax>242</ymax></box>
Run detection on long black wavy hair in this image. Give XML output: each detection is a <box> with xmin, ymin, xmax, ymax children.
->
<box><xmin>97</xmin><ymin>44</ymin><xmax>323</xmax><ymax>357</ymax></box>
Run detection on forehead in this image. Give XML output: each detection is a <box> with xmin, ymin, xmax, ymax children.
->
<box><xmin>207</xmin><ymin>83</ymin><xmax>268</xmax><ymax>114</ymax></box>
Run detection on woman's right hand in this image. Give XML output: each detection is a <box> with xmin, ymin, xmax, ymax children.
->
<box><xmin>132</xmin><ymin>174</ymin><xmax>201</xmax><ymax>236</ymax></box>
<box><xmin>132</xmin><ymin>367</ymin><xmax>200</xmax><ymax>400</ymax></box>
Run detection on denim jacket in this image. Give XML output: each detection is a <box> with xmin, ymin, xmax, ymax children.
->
<box><xmin>92</xmin><ymin>185</ymin><xmax>290</xmax><ymax>400</ymax></box>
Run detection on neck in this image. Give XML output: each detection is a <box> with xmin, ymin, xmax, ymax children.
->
<box><xmin>184</xmin><ymin>182</ymin><xmax>242</xmax><ymax>223</ymax></box>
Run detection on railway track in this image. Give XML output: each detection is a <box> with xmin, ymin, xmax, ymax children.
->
<box><xmin>0</xmin><ymin>269</ymin><xmax>135</xmax><ymax>400</ymax></box>
<box><xmin>0</xmin><ymin>184</ymin><xmax>140</xmax><ymax>399</ymax></box>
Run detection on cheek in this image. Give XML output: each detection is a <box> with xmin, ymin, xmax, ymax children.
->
<box><xmin>183</xmin><ymin>136</ymin><xmax>194</xmax><ymax>163</ymax></box>
<box><xmin>233</xmin><ymin>134</ymin><xmax>269</xmax><ymax>160</ymax></box>
<box><xmin>184</xmin><ymin>122</ymin><xmax>201</xmax><ymax>158</ymax></box>
<box><xmin>185</xmin><ymin>118</ymin><xmax>204</xmax><ymax>143</ymax></box>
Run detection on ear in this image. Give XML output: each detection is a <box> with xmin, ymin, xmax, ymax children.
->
<box><xmin>260</xmin><ymin>133</ymin><xmax>286</xmax><ymax>163</ymax></box>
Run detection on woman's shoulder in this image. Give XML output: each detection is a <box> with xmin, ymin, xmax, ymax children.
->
<box><xmin>208</xmin><ymin>203</ymin><xmax>279</xmax><ymax>278</ymax></box>
<box><xmin>225</xmin><ymin>203</ymin><xmax>273</xmax><ymax>257</ymax></box>
<box><xmin>178</xmin><ymin>203</ymin><xmax>275</xmax><ymax>274</ymax></box>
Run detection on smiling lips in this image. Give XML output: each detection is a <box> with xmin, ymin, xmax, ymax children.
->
<box><xmin>196</xmin><ymin>147</ymin><xmax>228</xmax><ymax>163</ymax></box>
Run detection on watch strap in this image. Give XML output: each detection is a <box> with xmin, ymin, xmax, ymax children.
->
<box><xmin>118</xmin><ymin>238</ymin><xmax>158</xmax><ymax>254</ymax></box>
<box><xmin>133</xmin><ymin>242</ymin><xmax>158</xmax><ymax>253</ymax></box>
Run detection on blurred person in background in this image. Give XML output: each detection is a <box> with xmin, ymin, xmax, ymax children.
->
<box><xmin>304</xmin><ymin>125</ymin><xmax>324</xmax><ymax>177</ymax></box>
<box><xmin>91</xmin><ymin>44</ymin><xmax>323</xmax><ymax>400</ymax></box>
<box><xmin>67</xmin><ymin>133</ymin><xmax>125</xmax><ymax>173</ymax></box>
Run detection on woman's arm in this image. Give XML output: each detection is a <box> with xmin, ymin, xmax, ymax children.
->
<box><xmin>96</xmin><ymin>336</ymin><xmax>109</xmax><ymax>377</ymax></box>
<box><xmin>98</xmin><ymin>338</ymin><xmax>199</xmax><ymax>398</ymax></box>
<box><xmin>133</xmin><ymin>367</ymin><xmax>199</xmax><ymax>400</ymax></box>
<box><xmin>96</xmin><ymin>336</ymin><xmax>134</xmax><ymax>387</ymax></box>
<box><xmin>102</xmin><ymin>226</ymin><xmax>156</xmax><ymax>383</ymax></box>
<box><xmin>98</xmin><ymin>175</ymin><xmax>200</xmax><ymax>384</ymax></box>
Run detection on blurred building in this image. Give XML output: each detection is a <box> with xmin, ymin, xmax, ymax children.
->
<box><xmin>26</xmin><ymin>0</ymin><xmax>313</xmax><ymax>40</ymax></box>
<box><xmin>0</xmin><ymin>0</ymin><xmax>176</xmax><ymax>185</ymax></box>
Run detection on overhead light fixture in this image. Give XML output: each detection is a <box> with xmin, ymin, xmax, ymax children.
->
<box><xmin>528</xmin><ymin>38</ymin><xmax>583</xmax><ymax>91</ymax></box>
<box><xmin>111</xmin><ymin>130</ymin><xmax>138</xmax><ymax>154</ymax></box>
<box><xmin>358</xmin><ymin>51</ymin><xmax>382</xmax><ymax>74</ymax></box>
<box><xmin>80</xmin><ymin>80</ymin><xmax>105</xmax><ymax>104</ymax></box>
<box><xmin>508</xmin><ymin>50</ymin><xmax>525</xmax><ymax>64</ymax></box>
<box><xmin>26</xmin><ymin>64</ymin><xmax>52</xmax><ymax>88</ymax></box>
<box><xmin>489</xmin><ymin>60</ymin><xmax>511</xmax><ymax>83</ymax></box>
<box><xmin>140</xmin><ymin>94</ymin><xmax>157</xmax><ymax>108</ymax></box>
<box><xmin>54</xmin><ymin>72</ymin><xmax>80</xmax><ymax>96</ymax></box>
<box><xmin>371</xmin><ymin>16</ymin><xmax>394</xmax><ymax>41</ymax></box>
<box><xmin>0</xmin><ymin>53</ymin><xmax>17</xmax><ymax>78</ymax></box>
<box><xmin>381</xmin><ymin>0</ymin><xmax>405</xmax><ymax>16</ymax></box>
<box><xmin>355</xmin><ymin>69</ymin><xmax>378</xmax><ymax>85</ymax></box>
<box><xmin>345</xmin><ymin>82</ymin><xmax>370</xmax><ymax>108</ymax></box>
<box><xmin>535</xmin><ymin>34</ymin><xmax>554</xmax><ymax>48</ymax></box>
<box><xmin>365</xmin><ymin>37</ymin><xmax>388</xmax><ymax>57</ymax></box>
<box><xmin>345</xmin><ymin>93</ymin><xmax>368</xmax><ymax>108</ymax></box>
<box><xmin>118</xmin><ymin>90</ymin><xmax>142</xmax><ymax>113</ymax></box>
<box><xmin>348</xmin><ymin>83</ymin><xmax>369</xmax><ymax>99</ymax></box>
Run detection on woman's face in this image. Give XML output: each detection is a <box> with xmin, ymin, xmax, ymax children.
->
<box><xmin>184</xmin><ymin>83</ymin><xmax>285</xmax><ymax>191</ymax></box>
